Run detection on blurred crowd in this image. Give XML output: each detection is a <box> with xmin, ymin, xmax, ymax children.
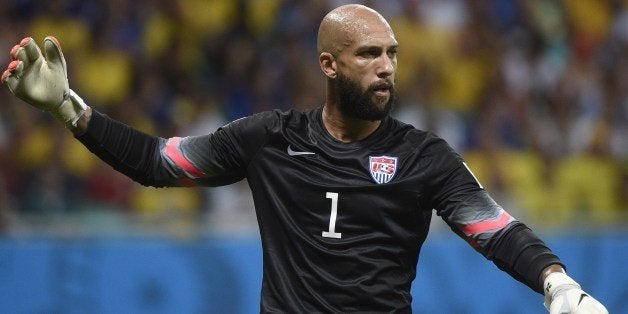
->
<box><xmin>0</xmin><ymin>0</ymin><xmax>626</xmax><ymax>235</ymax></box>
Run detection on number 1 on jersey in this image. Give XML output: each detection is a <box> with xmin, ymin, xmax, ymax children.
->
<box><xmin>322</xmin><ymin>192</ymin><xmax>342</xmax><ymax>238</ymax></box>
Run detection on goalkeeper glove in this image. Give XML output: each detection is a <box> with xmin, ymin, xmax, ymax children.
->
<box><xmin>543</xmin><ymin>271</ymin><xmax>608</xmax><ymax>314</ymax></box>
<box><xmin>2</xmin><ymin>36</ymin><xmax>87</xmax><ymax>129</ymax></box>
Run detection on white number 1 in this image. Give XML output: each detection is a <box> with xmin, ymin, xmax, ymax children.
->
<box><xmin>322</xmin><ymin>192</ymin><xmax>342</xmax><ymax>238</ymax></box>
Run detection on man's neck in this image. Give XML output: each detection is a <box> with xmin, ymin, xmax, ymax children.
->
<box><xmin>321</xmin><ymin>104</ymin><xmax>382</xmax><ymax>142</ymax></box>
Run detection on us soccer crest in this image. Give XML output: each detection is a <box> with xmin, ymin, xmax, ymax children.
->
<box><xmin>369</xmin><ymin>156</ymin><xmax>398</xmax><ymax>184</ymax></box>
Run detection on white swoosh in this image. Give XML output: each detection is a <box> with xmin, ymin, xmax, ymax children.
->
<box><xmin>287</xmin><ymin>145</ymin><xmax>315</xmax><ymax>156</ymax></box>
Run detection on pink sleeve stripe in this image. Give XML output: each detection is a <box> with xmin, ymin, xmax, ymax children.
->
<box><xmin>460</xmin><ymin>210</ymin><xmax>513</xmax><ymax>236</ymax></box>
<box><xmin>164</xmin><ymin>137</ymin><xmax>205</xmax><ymax>178</ymax></box>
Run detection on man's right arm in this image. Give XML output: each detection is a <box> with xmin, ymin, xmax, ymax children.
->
<box><xmin>72</xmin><ymin>106</ymin><xmax>251</xmax><ymax>188</ymax></box>
<box><xmin>2</xmin><ymin>36</ymin><xmax>248</xmax><ymax>188</ymax></box>
<box><xmin>73</xmin><ymin>108</ymin><xmax>180</xmax><ymax>187</ymax></box>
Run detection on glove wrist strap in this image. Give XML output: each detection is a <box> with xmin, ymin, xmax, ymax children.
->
<box><xmin>53</xmin><ymin>89</ymin><xmax>88</xmax><ymax>129</ymax></box>
<box><xmin>543</xmin><ymin>271</ymin><xmax>581</xmax><ymax>310</ymax></box>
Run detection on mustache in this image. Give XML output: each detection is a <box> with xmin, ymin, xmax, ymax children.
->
<box><xmin>368</xmin><ymin>80</ymin><xmax>394</xmax><ymax>91</ymax></box>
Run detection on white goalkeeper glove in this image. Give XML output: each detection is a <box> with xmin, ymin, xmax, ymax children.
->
<box><xmin>2</xmin><ymin>36</ymin><xmax>87</xmax><ymax>129</ymax></box>
<box><xmin>543</xmin><ymin>271</ymin><xmax>608</xmax><ymax>314</ymax></box>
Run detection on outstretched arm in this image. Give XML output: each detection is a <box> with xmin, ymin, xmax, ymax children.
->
<box><xmin>1</xmin><ymin>36</ymin><xmax>181</xmax><ymax>187</ymax></box>
<box><xmin>424</xmin><ymin>136</ymin><xmax>608</xmax><ymax>313</ymax></box>
<box><xmin>2</xmin><ymin>36</ymin><xmax>88</xmax><ymax>130</ymax></box>
<box><xmin>451</xmin><ymin>194</ymin><xmax>608</xmax><ymax>314</ymax></box>
<box><xmin>2</xmin><ymin>36</ymin><xmax>248</xmax><ymax>188</ymax></box>
<box><xmin>486</xmin><ymin>222</ymin><xmax>607</xmax><ymax>313</ymax></box>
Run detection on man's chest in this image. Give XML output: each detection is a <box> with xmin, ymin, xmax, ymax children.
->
<box><xmin>246</xmin><ymin>139</ymin><xmax>431</xmax><ymax>240</ymax></box>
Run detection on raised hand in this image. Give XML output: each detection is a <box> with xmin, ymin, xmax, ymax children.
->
<box><xmin>2</xmin><ymin>36</ymin><xmax>87</xmax><ymax>128</ymax></box>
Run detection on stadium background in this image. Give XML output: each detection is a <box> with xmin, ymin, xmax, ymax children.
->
<box><xmin>0</xmin><ymin>0</ymin><xmax>626</xmax><ymax>313</ymax></box>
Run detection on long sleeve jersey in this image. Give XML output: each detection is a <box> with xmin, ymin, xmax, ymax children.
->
<box><xmin>76</xmin><ymin>106</ymin><xmax>561</xmax><ymax>313</ymax></box>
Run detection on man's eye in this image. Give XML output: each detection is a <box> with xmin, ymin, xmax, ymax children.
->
<box><xmin>359</xmin><ymin>50</ymin><xmax>378</xmax><ymax>57</ymax></box>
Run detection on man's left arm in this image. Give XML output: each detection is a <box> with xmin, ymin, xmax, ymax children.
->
<box><xmin>427</xmin><ymin>147</ymin><xmax>608</xmax><ymax>313</ymax></box>
<box><xmin>484</xmin><ymin>219</ymin><xmax>608</xmax><ymax>313</ymax></box>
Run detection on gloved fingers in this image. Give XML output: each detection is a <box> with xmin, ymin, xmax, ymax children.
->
<box><xmin>1</xmin><ymin>59</ymin><xmax>15</xmax><ymax>82</ymax></box>
<box><xmin>3</xmin><ymin>60</ymin><xmax>24</xmax><ymax>92</ymax></box>
<box><xmin>2</xmin><ymin>37</ymin><xmax>35</xmax><ymax>83</ymax></box>
<box><xmin>1</xmin><ymin>68</ymin><xmax>11</xmax><ymax>83</ymax></box>
<box><xmin>43</xmin><ymin>36</ymin><xmax>67</xmax><ymax>74</ymax></box>
<box><xmin>11</xmin><ymin>46</ymin><xmax>29</xmax><ymax>70</ymax></box>
<box><xmin>10</xmin><ymin>44</ymin><xmax>21</xmax><ymax>59</ymax></box>
<box><xmin>18</xmin><ymin>37</ymin><xmax>43</xmax><ymax>67</ymax></box>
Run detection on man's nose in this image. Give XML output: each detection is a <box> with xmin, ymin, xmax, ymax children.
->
<box><xmin>376</xmin><ymin>55</ymin><xmax>395</xmax><ymax>78</ymax></box>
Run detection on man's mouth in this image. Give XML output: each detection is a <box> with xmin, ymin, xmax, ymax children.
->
<box><xmin>371</xmin><ymin>82</ymin><xmax>392</xmax><ymax>97</ymax></box>
<box><xmin>373</xmin><ymin>88</ymin><xmax>390</xmax><ymax>97</ymax></box>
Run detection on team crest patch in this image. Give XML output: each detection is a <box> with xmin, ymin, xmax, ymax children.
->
<box><xmin>369</xmin><ymin>156</ymin><xmax>398</xmax><ymax>184</ymax></box>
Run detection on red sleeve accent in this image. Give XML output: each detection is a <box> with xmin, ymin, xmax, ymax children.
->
<box><xmin>164</xmin><ymin>137</ymin><xmax>205</xmax><ymax>178</ymax></box>
<box><xmin>460</xmin><ymin>210</ymin><xmax>514</xmax><ymax>236</ymax></box>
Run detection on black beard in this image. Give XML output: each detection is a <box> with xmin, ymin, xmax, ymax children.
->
<box><xmin>335</xmin><ymin>72</ymin><xmax>395</xmax><ymax>121</ymax></box>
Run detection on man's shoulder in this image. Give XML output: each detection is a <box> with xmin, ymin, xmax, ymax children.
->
<box><xmin>218</xmin><ymin>107</ymin><xmax>320</xmax><ymax>142</ymax></box>
<box><xmin>243</xmin><ymin>107</ymin><xmax>319</xmax><ymax>125</ymax></box>
<box><xmin>387</xmin><ymin>117</ymin><xmax>443</xmax><ymax>145</ymax></box>
<box><xmin>264</xmin><ymin>106</ymin><xmax>321</xmax><ymax>131</ymax></box>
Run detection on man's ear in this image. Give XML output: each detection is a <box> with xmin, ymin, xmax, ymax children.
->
<box><xmin>319</xmin><ymin>52</ymin><xmax>337</xmax><ymax>79</ymax></box>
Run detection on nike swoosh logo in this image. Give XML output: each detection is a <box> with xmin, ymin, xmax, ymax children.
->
<box><xmin>577</xmin><ymin>293</ymin><xmax>589</xmax><ymax>305</ymax></box>
<box><xmin>287</xmin><ymin>145</ymin><xmax>315</xmax><ymax>156</ymax></box>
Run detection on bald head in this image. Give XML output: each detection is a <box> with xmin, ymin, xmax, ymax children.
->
<box><xmin>317</xmin><ymin>4</ymin><xmax>394</xmax><ymax>56</ymax></box>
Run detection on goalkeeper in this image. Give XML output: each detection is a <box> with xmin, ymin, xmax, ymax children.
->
<box><xmin>2</xmin><ymin>4</ymin><xmax>608</xmax><ymax>313</ymax></box>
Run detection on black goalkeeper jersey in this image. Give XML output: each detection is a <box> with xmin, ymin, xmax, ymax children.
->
<box><xmin>76</xmin><ymin>106</ymin><xmax>562</xmax><ymax>313</ymax></box>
